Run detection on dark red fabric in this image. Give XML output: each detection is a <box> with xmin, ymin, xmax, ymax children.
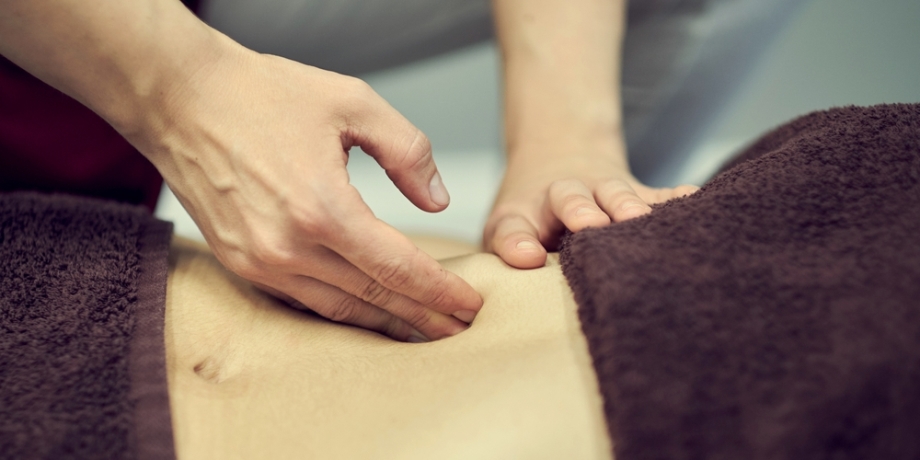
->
<box><xmin>0</xmin><ymin>0</ymin><xmax>201</xmax><ymax>211</ymax></box>
<box><xmin>0</xmin><ymin>56</ymin><xmax>162</xmax><ymax>210</ymax></box>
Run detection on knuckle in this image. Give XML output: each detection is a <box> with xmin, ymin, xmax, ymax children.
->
<box><xmin>560</xmin><ymin>191</ymin><xmax>590</xmax><ymax>210</ymax></box>
<box><xmin>224</xmin><ymin>256</ymin><xmax>259</xmax><ymax>281</ymax></box>
<box><xmin>290</xmin><ymin>204</ymin><xmax>331</xmax><ymax>239</ymax></box>
<box><xmin>337</xmin><ymin>77</ymin><xmax>378</xmax><ymax>118</ymax></box>
<box><xmin>214</xmin><ymin>247</ymin><xmax>261</xmax><ymax>281</ymax></box>
<box><xmin>324</xmin><ymin>297</ymin><xmax>362</xmax><ymax>324</ymax></box>
<box><xmin>372</xmin><ymin>257</ymin><xmax>414</xmax><ymax>291</ymax></box>
<box><xmin>548</xmin><ymin>179</ymin><xmax>578</xmax><ymax>196</ymax></box>
<box><xmin>342</xmin><ymin>75</ymin><xmax>374</xmax><ymax>96</ymax></box>
<box><xmin>596</xmin><ymin>179</ymin><xmax>629</xmax><ymax>200</ymax></box>
<box><xmin>423</xmin><ymin>275</ymin><xmax>453</xmax><ymax>309</ymax></box>
<box><xmin>248</xmin><ymin>238</ymin><xmax>291</xmax><ymax>268</ymax></box>
<box><xmin>402</xmin><ymin>307</ymin><xmax>432</xmax><ymax>331</ymax></box>
<box><xmin>484</xmin><ymin>220</ymin><xmax>507</xmax><ymax>252</ymax></box>
<box><xmin>381</xmin><ymin>316</ymin><xmax>407</xmax><ymax>339</ymax></box>
<box><xmin>406</xmin><ymin>131</ymin><xmax>432</xmax><ymax>163</ymax></box>
<box><xmin>357</xmin><ymin>279</ymin><xmax>394</xmax><ymax>306</ymax></box>
<box><xmin>391</xmin><ymin>129</ymin><xmax>432</xmax><ymax>172</ymax></box>
<box><xmin>492</xmin><ymin>214</ymin><xmax>531</xmax><ymax>239</ymax></box>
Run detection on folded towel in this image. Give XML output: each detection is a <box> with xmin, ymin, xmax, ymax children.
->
<box><xmin>562</xmin><ymin>103</ymin><xmax>920</xmax><ymax>460</ymax></box>
<box><xmin>0</xmin><ymin>192</ymin><xmax>174</xmax><ymax>460</ymax></box>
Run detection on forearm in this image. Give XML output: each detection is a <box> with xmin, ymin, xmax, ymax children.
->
<box><xmin>492</xmin><ymin>0</ymin><xmax>627</xmax><ymax>169</ymax></box>
<box><xmin>0</xmin><ymin>0</ymin><xmax>221</xmax><ymax>134</ymax></box>
<box><xmin>486</xmin><ymin>1</ymin><xmax>698</xmax><ymax>266</ymax></box>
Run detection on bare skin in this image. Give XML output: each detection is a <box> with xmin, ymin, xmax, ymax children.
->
<box><xmin>165</xmin><ymin>236</ymin><xmax>612</xmax><ymax>459</ymax></box>
<box><xmin>487</xmin><ymin>0</ymin><xmax>698</xmax><ymax>268</ymax></box>
<box><xmin>0</xmin><ymin>0</ymin><xmax>696</xmax><ymax>342</ymax></box>
<box><xmin>0</xmin><ymin>0</ymin><xmax>481</xmax><ymax>342</ymax></box>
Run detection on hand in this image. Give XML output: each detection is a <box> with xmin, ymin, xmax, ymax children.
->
<box><xmin>484</xmin><ymin>147</ymin><xmax>698</xmax><ymax>269</ymax></box>
<box><xmin>487</xmin><ymin>0</ymin><xmax>695</xmax><ymax>269</ymax></box>
<box><xmin>129</xmin><ymin>36</ymin><xmax>482</xmax><ymax>341</ymax></box>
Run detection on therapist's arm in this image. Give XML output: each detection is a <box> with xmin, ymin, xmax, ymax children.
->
<box><xmin>0</xmin><ymin>0</ymin><xmax>482</xmax><ymax>341</ymax></box>
<box><xmin>486</xmin><ymin>0</ymin><xmax>697</xmax><ymax>268</ymax></box>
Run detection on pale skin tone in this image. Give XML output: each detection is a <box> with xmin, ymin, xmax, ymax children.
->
<box><xmin>0</xmin><ymin>0</ymin><xmax>695</xmax><ymax>340</ymax></box>
<box><xmin>166</xmin><ymin>235</ymin><xmax>613</xmax><ymax>459</ymax></box>
<box><xmin>488</xmin><ymin>0</ymin><xmax>698</xmax><ymax>267</ymax></box>
<box><xmin>0</xmin><ymin>0</ymin><xmax>478</xmax><ymax>342</ymax></box>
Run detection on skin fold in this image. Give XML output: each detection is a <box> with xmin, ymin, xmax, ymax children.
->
<box><xmin>165</xmin><ymin>236</ymin><xmax>612</xmax><ymax>460</ymax></box>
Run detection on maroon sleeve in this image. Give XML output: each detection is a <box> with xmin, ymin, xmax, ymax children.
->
<box><xmin>0</xmin><ymin>0</ymin><xmax>201</xmax><ymax>211</ymax></box>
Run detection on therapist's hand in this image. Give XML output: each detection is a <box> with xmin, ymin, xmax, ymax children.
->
<box><xmin>484</xmin><ymin>139</ymin><xmax>698</xmax><ymax>269</ymax></box>
<box><xmin>487</xmin><ymin>0</ymin><xmax>697</xmax><ymax>270</ymax></box>
<box><xmin>131</xmin><ymin>39</ymin><xmax>481</xmax><ymax>342</ymax></box>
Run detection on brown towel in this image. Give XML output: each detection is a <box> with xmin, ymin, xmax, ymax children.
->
<box><xmin>561</xmin><ymin>103</ymin><xmax>920</xmax><ymax>460</ymax></box>
<box><xmin>0</xmin><ymin>192</ymin><xmax>174</xmax><ymax>460</ymax></box>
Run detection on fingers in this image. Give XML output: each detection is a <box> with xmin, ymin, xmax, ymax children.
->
<box><xmin>328</xmin><ymin>215</ymin><xmax>483</xmax><ymax>336</ymax></box>
<box><xmin>673</xmin><ymin>184</ymin><xmax>701</xmax><ymax>198</ymax></box>
<box><xmin>272</xmin><ymin>276</ymin><xmax>427</xmax><ymax>343</ymax></box>
<box><xmin>594</xmin><ymin>179</ymin><xmax>653</xmax><ymax>222</ymax></box>
<box><xmin>299</xmin><ymin>248</ymin><xmax>469</xmax><ymax>340</ymax></box>
<box><xmin>487</xmin><ymin>214</ymin><xmax>547</xmax><ymax>269</ymax></box>
<box><xmin>341</xmin><ymin>79</ymin><xmax>448</xmax><ymax>213</ymax></box>
<box><xmin>548</xmin><ymin>179</ymin><xmax>612</xmax><ymax>231</ymax></box>
<box><xmin>485</xmin><ymin>176</ymin><xmax>698</xmax><ymax>270</ymax></box>
<box><xmin>250</xmin><ymin>197</ymin><xmax>473</xmax><ymax>341</ymax></box>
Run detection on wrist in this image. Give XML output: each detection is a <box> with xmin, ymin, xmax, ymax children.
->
<box><xmin>116</xmin><ymin>30</ymin><xmax>252</xmax><ymax>185</ymax></box>
<box><xmin>98</xmin><ymin>11</ymin><xmax>228</xmax><ymax>141</ymax></box>
<box><xmin>505</xmin><ymin>121</ymin><xmax>629</xmax><ymax>170</ymax></box>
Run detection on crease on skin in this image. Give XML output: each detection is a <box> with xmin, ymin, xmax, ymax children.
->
<box><xmin>193</xmin><ymin>355</ymin><xmax>235</xmax><ymax>385</ymax></box>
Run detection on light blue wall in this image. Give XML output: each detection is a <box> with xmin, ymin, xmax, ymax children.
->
<box><xmin>161</xmin><ymin>0</ymin><xmax>920</xmax><ymax>242</ymax></box>
<box><xmin>359</xmin><ymin>0</ymin><xmax>920</xmax><ymax>185</ymax></box>
<box><xmin>676</xmin><ymin>0</ymin><xmax>920</xmax><ymax>184</ymax></box>
<box><xmin>361</xmin><ymin>44</ymin><xmax>502</xmax><ymax>154</ymax></box>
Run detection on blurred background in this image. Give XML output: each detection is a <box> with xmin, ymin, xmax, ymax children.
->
<box><xmin>157</xmin><ymin>0</ymin><xmax>920</xmax><ymax>244</ymax></box>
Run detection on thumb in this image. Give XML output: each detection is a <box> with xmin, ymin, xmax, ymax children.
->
<box><xmin>345</xmin><ymin>84</ymin><xmax>449</xmax><ymax>213</ymax></box>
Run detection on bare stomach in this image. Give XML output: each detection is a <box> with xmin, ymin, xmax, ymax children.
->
<box><xmin>164</xmin><ymin>236</ymin><xmax>611</xmax><ymax>460</ymax></box>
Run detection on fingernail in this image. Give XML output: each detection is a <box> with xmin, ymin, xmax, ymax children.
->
<box><xmin>515</xmin><ymin>240</ymin><xmax>540</xmax><ymax>251</ymax></box>
<box><xmin>453</xmin><ymin>309</ymin><xmax>477</xmax><ymax>323</ymax></box>
<box><xmin>407</xmin><ymin>329</ymin><xmax>429</xmax><ymax>343</ymax></box>
<box><xmin>429</xmin><ymin>172</ymin><xmax>450</xmax><ymax>206</ymax></box>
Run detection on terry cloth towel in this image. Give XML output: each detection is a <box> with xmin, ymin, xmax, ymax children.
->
<box><xmin>561</xmin><ymin>103</ymin><xmax>920</xmax><ymax>460</ymax></box>
<box><xmin>0</xmin><ymin>192</ymin><xmax>175</xmax><ymax>460</ymax></box>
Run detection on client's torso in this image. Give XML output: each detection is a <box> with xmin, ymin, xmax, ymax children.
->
<box><xmin>163</xmin><ymin>237</ymin><xmax>611</xmax><ymax>460</ymax></box>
